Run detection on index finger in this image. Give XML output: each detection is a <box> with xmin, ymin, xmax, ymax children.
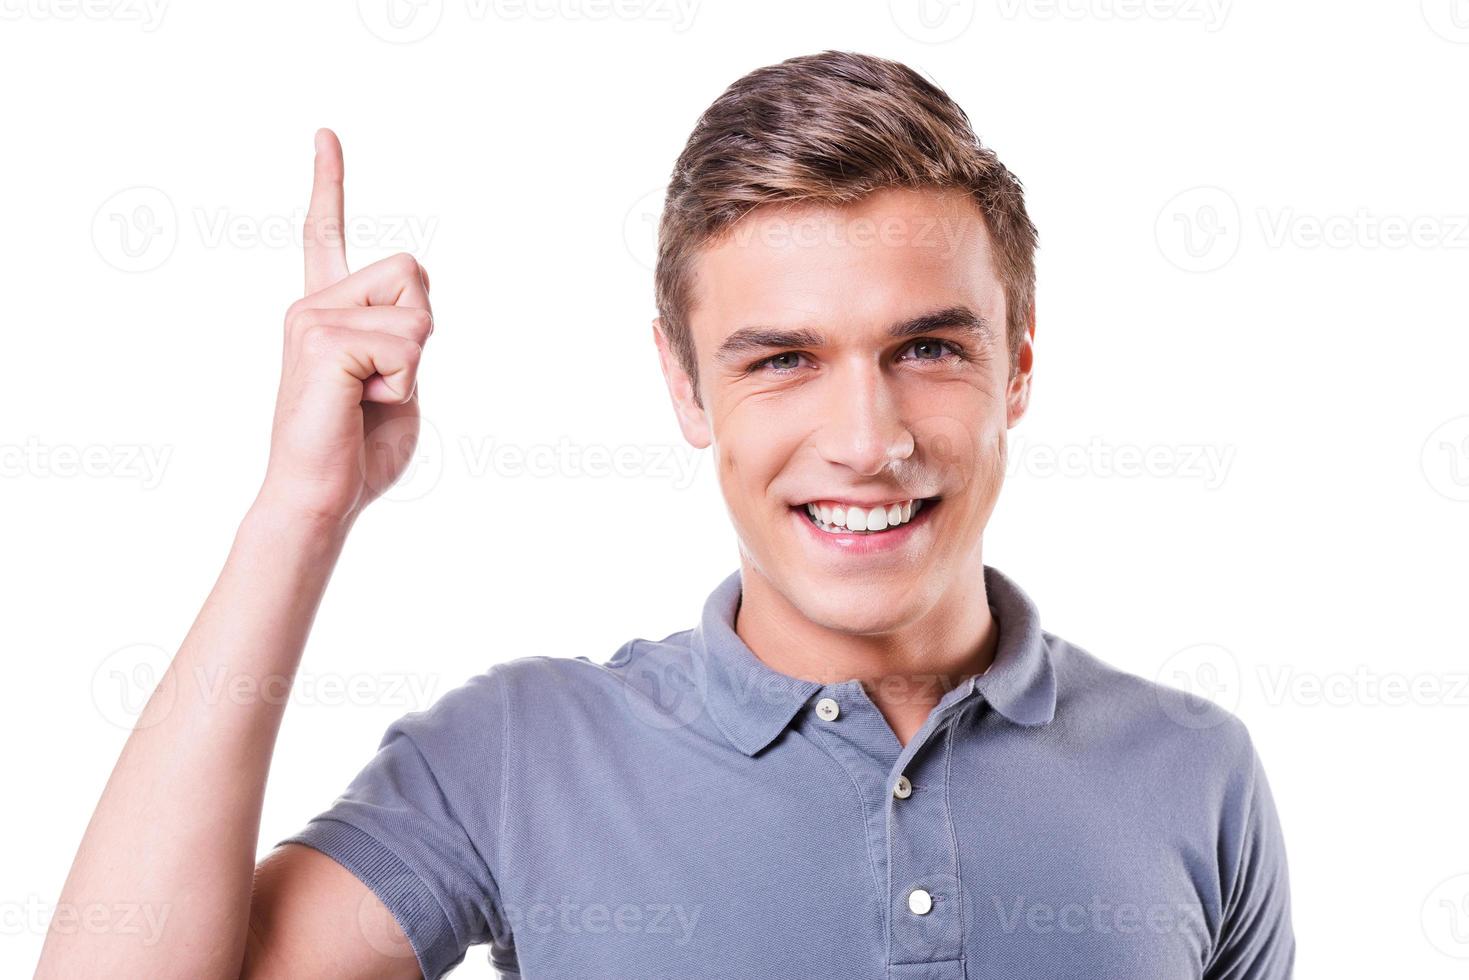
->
<box><xmin>304</xmin><ymin>128</ymin><xmax>350</xmax><ymax>295</ymax></box>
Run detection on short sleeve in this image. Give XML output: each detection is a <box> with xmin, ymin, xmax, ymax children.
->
<box><xmin>1205</xmin><ymin>738</ymin><xmax>1295</xmax><ymax>979</ymax></box>
<box><xmin>278</xmin><ymin>667</ymin><xmax>514</xmax><ymax>980</ymax></box>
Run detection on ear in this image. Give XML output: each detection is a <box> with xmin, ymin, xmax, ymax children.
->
<box><xmin>1005</xmin><ymin>301</ymin><xmax>1036</xmax><ymax>428</ymax></box>
<box><xmin>652</xmin><ymin>316</ymin><xmax>712</xmax><ymax>449</ymax></box>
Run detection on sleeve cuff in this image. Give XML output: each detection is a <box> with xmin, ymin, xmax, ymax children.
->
<box><xmin>280</xmin><ymin>817</ymin><xmax>465</xmax><ymax>980</ymax></box>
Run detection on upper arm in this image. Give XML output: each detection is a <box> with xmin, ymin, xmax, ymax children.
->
<box><xmin>1205</xmin><ymin>738</ymin><xmax>1295</xmax><ymax>979</ymax></box>
<box><xmin>258</xmin><ymin>667</ymin><xmax>515</xmax><ymax>979</ymax></box>
<box><xmin>243</xmin><ymin>843</ymin><xmax>422</xmax><ymax>980</ymax></box>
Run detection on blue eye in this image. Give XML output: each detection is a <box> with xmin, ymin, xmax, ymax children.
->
<box><xmin>901</xmin><ymin>338</ymin><xmax>968</xmax><ymax>363</ymax></box>
<box><xmin>750</xmin><ymin>351</ymin><xmax>808</xmax><ymax>375</ymax></box>
<box><xmin>750</xmin><ymin>339</ymin><xmax>969</xmax><ymax>376</ymax></box>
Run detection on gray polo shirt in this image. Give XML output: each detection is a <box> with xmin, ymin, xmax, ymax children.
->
<box><xmin>281</xmin><ymin>565</ymin><xmax>1293</xmax><ymax>979</ymax></box>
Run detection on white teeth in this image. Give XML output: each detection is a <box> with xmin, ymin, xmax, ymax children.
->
<box><xmin>803</xmin><ymin>498</ymin><xmax>929</xmax><ymax>534</ymax></box>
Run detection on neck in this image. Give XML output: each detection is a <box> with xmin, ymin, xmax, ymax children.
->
<box><xmin>733</xmin><ymin>560</ymin><xmax>998</xmax><ymax>747</ymax></box>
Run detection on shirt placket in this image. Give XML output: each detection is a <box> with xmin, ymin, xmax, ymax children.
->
<box><xmin>804</xmin><ymin>678</ymin><xmax>980</xmax><ymax>980</ymax></box>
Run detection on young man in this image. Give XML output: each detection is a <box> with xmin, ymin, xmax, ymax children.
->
<box><xmin>38</xmin><ymin>50</ymin><xmax>1293</xmax><ymax>979</ymax></box>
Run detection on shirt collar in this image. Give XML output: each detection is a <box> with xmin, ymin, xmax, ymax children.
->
<box><xmin>692</xmin><ymin>564</ymin><xmax>1057</xmax><ymax>757</ymax></box>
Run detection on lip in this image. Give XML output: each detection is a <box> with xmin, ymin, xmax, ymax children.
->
<box><xmin>790</xmin><ymin>497</ymin><xmax>939</xmax><ymax>556</ymax></box>
<box><xmin>798</xmin><ymin>496</ymin><xmax>919</xmax><ymax>510</ymax></box>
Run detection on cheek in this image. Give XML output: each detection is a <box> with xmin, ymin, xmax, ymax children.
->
<box><xmin>913</xmin><ymin>407</ymin><xmax>1008</xmax><ymax>501</ymax></box>
<box><xmin>715</xmin><ymin>445</ymin><xmax>745</xmax><ymax>510</ymax></box>
<box><xmin>715</xmin><ymin>403</ymin><xmax>804</xmax><ymax>497</ymax></box>
<box><xmin>974</xmin><ymin>426</ymin><xmax>1007</xmax><ymax>500</ymax></box>
<box><xmin>715</xmin><ymin>441</ymin><xmax>776</xmax><ymax>527</ymax></box>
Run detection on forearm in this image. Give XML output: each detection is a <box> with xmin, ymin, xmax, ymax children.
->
<box><xmin>35</xmin><ymin>497</ymin><xmax>353</xmax><ymax>979</ymax></box>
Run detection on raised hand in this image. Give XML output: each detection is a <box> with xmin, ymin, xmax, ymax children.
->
<box><xmin>256</xmin><ymin>128</ymin><xmax>434</xmax><ymax>527</ymax></box>
<box><xmin>34</xmin><ymin>129</ymin><xmax>439</xmax><ymax>980</ymax></box>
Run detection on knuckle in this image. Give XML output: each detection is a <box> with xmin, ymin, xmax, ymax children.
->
<box><xmin>286</xmin><ymin>305</ymin><xmax>321</xmax><ymax>333</ymax></box>
<box><xmin>389</xmin><ymin>251</ymin><xmax>420</xmax><ymax>278</ymax></box>
<box><xmin>299</xmin><ymin>323</ymin><xmax>336</xmax><ymax>355</ymax></box>
<box><xmin>409</xmin><ymin>308</ymin><xmax>434</xmax><ymax>337</ymax></box>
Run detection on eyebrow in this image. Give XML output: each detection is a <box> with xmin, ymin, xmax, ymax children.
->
<box><xmin>712</xmin><ymin>305</ymin><xmax>993</xmax><ymax>366</ymax></box>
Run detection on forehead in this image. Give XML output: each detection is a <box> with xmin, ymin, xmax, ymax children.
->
<box><xmin>687</xmin><ymin>186</ymin><xmax>1004</xmax><ymax>346</ymax></box>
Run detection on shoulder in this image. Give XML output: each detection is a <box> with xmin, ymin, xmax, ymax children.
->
<box><xmin>391</xmin><ymin>629</ymin><xmax>705</xmax><ymax>748</ymax></box>
<box><xmin>491</xmin><ymin>628</ymin><xmax>701</xmax><ymax>713</ymax></box>
<box><xmin>1043</xmin><ymin>631</ymin><xmax>1262</xmax><ymax>802</ymax></box>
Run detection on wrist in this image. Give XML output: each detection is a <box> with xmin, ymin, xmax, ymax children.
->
<box><xmin>242</xmin><ymin>491</ymin><xmax>357</xmax><ymax>552</ymax></box>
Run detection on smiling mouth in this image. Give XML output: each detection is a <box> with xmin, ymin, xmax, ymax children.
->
<box><xmin>794</xmin><ymin>496</ymin><xmax>941</xmax><ymax>535</ymax></box>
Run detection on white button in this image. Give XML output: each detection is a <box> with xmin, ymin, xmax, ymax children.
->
<box><xmin>893</xmin><ymin>775</ymin><xmax>912</xmax><ymax>799</ymax></box>
<box><xmin>815</xmin><ymin>697</ymin><xmax>840</xmax><ymax>721</ymax></box>
<box><xmin>908</xmin><ymin>888</ymin><xmax>933</xmax><ymax>915</ymax></box>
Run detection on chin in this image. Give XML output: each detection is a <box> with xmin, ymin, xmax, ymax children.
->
<box><xmin>780</xmin><ymin>565</ymin><xmax>936</xmax><ymax>635</ymax></box>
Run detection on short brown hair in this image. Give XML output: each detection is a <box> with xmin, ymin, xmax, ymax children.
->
<box><xmin>655</xmin><ymin>49</ymin><xmax>1039</xmax><ymax>406</ymax></box>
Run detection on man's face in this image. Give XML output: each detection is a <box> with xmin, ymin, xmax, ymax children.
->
<box><xmin>655</xmin><ymin>186</ymin><xmax>1034</xmax><ymax>634</ymax></box>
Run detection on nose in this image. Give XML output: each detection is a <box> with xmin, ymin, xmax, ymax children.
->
<box><xmin>812</xmin><ymin>363</ymin><xmax>915</xmax><ymax>476</ymax></box>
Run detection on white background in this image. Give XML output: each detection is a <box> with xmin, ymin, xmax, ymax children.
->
<box><xmin>3</xmin><ymin>0</ymin><xmax>1468</xmax><ymax>976</ymax></box>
